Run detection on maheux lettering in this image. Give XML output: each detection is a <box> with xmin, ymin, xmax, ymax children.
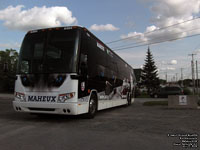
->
<box><xmin>28</xmin><ymin>96</ymin><xmax>56</xmax><ymax>102</ymax></box>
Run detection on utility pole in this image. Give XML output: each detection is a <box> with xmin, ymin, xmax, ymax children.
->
<box><xmin>196</xmin><ymin>60</ymin><xmax>199</xmax><ymax>95</ymax></box>
<box><xmin>175</xmin><ymin>73</ymin><xmax>178</xmax><ymax>83</ymax></box>
<box><xmin>188</xmin><ymin>53</ymin><xmax>196</xmax><ymax>94</ymax></box>
<box><xmin>173</xmin><ymin>76</ymin><xmax>176</xmax><ymax>83</ymax></box>
<box><xmin>180</xmin><ymin>68</ymin><xmax>184</xmax><ymax>87</ymax></box>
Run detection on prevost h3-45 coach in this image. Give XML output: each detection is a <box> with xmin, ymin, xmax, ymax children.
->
<box><xmin>13</xmin><ymin>26</ymin><xmax>136</xmax><ymax>118</ymax></box>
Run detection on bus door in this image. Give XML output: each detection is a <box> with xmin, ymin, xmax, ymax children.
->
<box><xmin>78</xmin><ymin>32</ymin><xmax>89</xmax><ymax>98</ymax></box>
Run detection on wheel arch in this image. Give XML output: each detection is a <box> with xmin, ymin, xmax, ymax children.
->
<box><xmin>88</xmin><ymin>89</ymin><xmax>98</xmax><ymax>108</ymax></box>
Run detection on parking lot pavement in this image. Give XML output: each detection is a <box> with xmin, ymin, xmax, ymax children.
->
<box><xmin>0</xmin><ymin>96</ymin><xmax>199</xmax><ymax>150</ymax></box>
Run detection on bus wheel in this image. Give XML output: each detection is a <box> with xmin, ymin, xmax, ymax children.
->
<box><xmin>86</xmin><ymin>94</ymin><xmax>97</xmax><ymax>119</ymax></box>
<box><xmin>127</xmin><ymin>92</ymin><xmax>132</xmax><ymax>106</ymax></box>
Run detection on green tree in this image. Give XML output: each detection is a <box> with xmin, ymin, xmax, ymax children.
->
<box><xmin>0</xmin><ymin>49</ymin><xmax>19</xmax><ymax>92</ymax></box>
<box><xmin>141</xmin><ymin>47</ymin><xmax>160</xmax><ymax>94</ymax></box>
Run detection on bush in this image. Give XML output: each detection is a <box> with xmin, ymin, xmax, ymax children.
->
<box><xmin>134</xmin><ymin>87</ymin><xmax>141</xmax><ymax>98</ymax></box>
<box><xmin>136</xmin><ymin>91</ymin><xmax>151</xmax><ymax>98</ymax></box>
<box><xmin>198</xmin><ymin>100</ymin><xmax>200</xmax><ymax>106</ymax></box>
<box><xmin>183</xmin><ymin>87</ymin><xmax>192</xmax><ymax>95</ymax></box>
<box><xmin>0</xmin><ymin>49</ymin><xmax>18</xmax><ymax>93</ymax></box>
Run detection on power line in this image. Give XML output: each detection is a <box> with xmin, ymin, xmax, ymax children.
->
<box><xmin>113</xmin><ymin>32</ymin><xmax>200</xmax><ymax>51</ymax></box>
<box><xmin>106</xmin><ymin>16</ymin><xmax>200</xmax><ymax>44</ymax></box>
<box><xmin>112</xmin><ymin>27</ymin><xmax>200</xmax><ymax>50</ymax></box>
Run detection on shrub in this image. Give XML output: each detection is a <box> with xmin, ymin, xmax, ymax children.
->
<box><xmin>183</xmin><ymin>87</ymin><xmax>192</xmax><ymax>95</ymax></box>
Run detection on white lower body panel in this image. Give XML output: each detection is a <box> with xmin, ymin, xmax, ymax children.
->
<box><xmin>13</xmin><ymin>101</ymin><xmax>89</xmax><ymax>115</ymax></box>
<box><xmin>98</xmin><ymin>98</ymin><xmax>134</xmax><ymax>111</ymax></box>
<box><xmin>13</xmin><ymin>98</ymin><xmax>134</xmax><ymax>115</ymax></box>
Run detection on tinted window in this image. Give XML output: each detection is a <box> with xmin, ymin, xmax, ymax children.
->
<box><xmin>17</xmin><ymin>29</ymin><xmax>79</xmax><ymax>74</ymax></box>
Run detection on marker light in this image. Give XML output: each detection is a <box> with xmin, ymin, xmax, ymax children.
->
<box><xmin>58</xmin><ymin>92</ymin><xmax>75</xmax><ymax>103</ymax></box>
<box><xmin>15</xmin><ymin>92</ymin><xmax>26</xmax><ymax>101</ymax></box>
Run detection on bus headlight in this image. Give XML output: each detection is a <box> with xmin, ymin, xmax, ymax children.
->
<box><xmin>15</xmin><ymin>92</ymin><xmax>26</xmax><ymax>101</ymax></box>
<box><xmin>58</xmin><ymin>92</ymin><xmax>75</xmax><ymax>103</ymax></box>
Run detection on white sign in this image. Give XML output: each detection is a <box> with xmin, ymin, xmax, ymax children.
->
<box><xmin>97</xmin><ymin>42</ymin><xmax>105</xmax><ymax>51</ymax></box>
<box><xmin>179</xmin><ymin>95</ymin><xmax>187</xmax><ymax>105</ymax></box>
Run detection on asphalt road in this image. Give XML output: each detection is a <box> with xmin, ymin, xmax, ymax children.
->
<box><xmin>0</xmin><ymin>96</ymin><xmax>199</xmax><ymax>150</ymax></box>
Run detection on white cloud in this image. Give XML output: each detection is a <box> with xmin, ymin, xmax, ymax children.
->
<box><xmin>159</xmin><ymin>59</ymin><xmax>177</xmax><ymax>65</ymax></box>
<box><xmin>146</xmin><ymin>25</ymin><xmax>158</xmax><ymax>32</ymax></box>
<box><xmin>116</xmin><ymin>51</ymin><xmax>146</xmax><ymax>60</ymax></box>
<box><xmin>0</xmin><ymin>5</ymin><xmax>77</xmax><ymax>31</ymax></box>
<box><xmin>151</xmin><ymin>0</ymin><xmax>200</xmax><ymax>20</ymax></box>
<box><xmin>160</xmin><ymin>67</ymin><xmax>176</xmax><ymax>71</ymax></box>
<box><xmin>170</xmin><ymin>60</ymin><xmax>177</xmax><ymax>65</ymax></box>
<box><xmin>121</xmin><ymin>31</ymin><xmax>148</xmax><ymax>42</ymax></box>
<box><xmin>0</xmin><ymin>42</ymin><xmax>21</xmax><ymax>50</ymax></box>
<box><xmin>89</xmin><ymin>24</ymin><xmax>119</xmax><ymax>31</ymax></box>
<box><xmin>167</xmin><ymin>67</ymin><xmax>176</xmax><ymax>71</ymax></box>
<box><xmin>121</xmin><ymin>0</ymin><xmax>200</xmax><ymax>45</ymax></box>
<box><xmin>115</xmin><ymin>51</ymin><xmax>146</xmax><ymax>68</ymax></box>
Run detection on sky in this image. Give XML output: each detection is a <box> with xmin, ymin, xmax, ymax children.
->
<box><xmin>0</xmin><ymin>0</ymin><xmax>200</xmax><ymax>81</ymax></box>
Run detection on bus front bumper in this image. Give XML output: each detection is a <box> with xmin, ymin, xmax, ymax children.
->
<box><xmin>13</xmin><ymin>101</ymin><xmax>89</xmax><ymax>115</ymax></box>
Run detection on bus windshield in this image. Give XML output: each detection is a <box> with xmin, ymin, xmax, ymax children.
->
<box><xmin>17</xmin><ymin>29</ymin><xmax>79</xmax><ymax>74</ymax></box>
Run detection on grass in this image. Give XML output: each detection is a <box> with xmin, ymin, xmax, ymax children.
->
<box><xmin>136</xmin><ymin>92</ymin><xmax>151</xmax><ymax>98</ymax></box>
<box><xmin>143</xmin><ymin>101</ymin><xmax>168</xmax><ymax>106</ymax></box>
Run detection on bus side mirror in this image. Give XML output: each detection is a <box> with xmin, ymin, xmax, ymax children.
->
<box><xmin>3</xmin><ymin>63</ymin><xmax>8</xmax><ymax>72</ymax></box>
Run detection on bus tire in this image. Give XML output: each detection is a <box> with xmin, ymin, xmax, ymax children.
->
<box><xmin>86</xmin><ymin>94</ymin><xmax>97</xmax><ymax>119</ymax></box>
<box><xmin>127</xmin><ymin>92</ymin><xmax>132</xmax><ymax>106</ymax></box>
